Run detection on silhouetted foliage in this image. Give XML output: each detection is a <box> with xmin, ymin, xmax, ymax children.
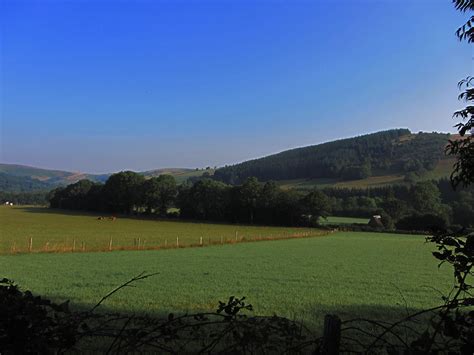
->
<box><xmin>0</xmin><ymin>278</ymin><xmax>77</xmax><ymax>353</ymax></box>
<box><xmin>448</xmin><ymin>1</ymin><xmax>474</xmax><ymax>187</ymax></box>
<box><xmin>395</xmin><ymin>214</ymin><xmax>448</xmax><ymax>232</ymax></box>
<box><xmin>103</xmin><ymin>171</ymin><xmax>145</xmax><ymax>214</ymax></box>
<box><xmin>0</xmin><ymin>275</ymin><xmax>316</xmax><ymax>353</ymax></box>
<box><xmin>142</xmin><ymin>175</ymin><xmax>177</xmax><ymax>216</ymax></box>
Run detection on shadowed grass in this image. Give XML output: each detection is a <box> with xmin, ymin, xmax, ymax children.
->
<box><xmin>0</xmin><ymin>231</ymin><xmax>453</xmax><ymax>328</ymax></box>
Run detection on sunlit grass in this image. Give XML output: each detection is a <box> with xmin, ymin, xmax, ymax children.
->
<box><xmin>0</xmin><ymin>206</ymin><xmax>323</xmax><ymax>253</ymax></box>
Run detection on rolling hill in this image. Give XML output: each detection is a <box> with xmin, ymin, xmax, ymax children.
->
<box><xmin>0</xmin><ymin>164</ymin><xmax>109</xmax><ymax>185</ymax></box>
<box><xmin>1</xmin><ymin>129</ymin><xmax>456</xmax><ymax>193</ymax></box>
<box><xmin>213</xmin><ymin>129</ymin><xmax>454</xmax><ymax>188</ymax></box>
<box><xmin>0</xmin><ymin>164</ymin><xmax>213</xmax><ymax>192</ymax></box>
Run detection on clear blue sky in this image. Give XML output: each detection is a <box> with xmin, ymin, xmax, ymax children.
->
<box><xmin>1</xmin><ymin>0</ymin><xmax>472</xmax><ymax>173</ymax></box>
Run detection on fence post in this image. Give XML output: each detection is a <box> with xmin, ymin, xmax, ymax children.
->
<box><xmin>28</xmin><ymin>237</ymin><xmax>33</xmax><ymax>252</ymax></box>
<box><xmin>72</xmin><ymin>238</ymin><xmax>76</xmax><ymax>252</ymax></box>
<box><xmin>138</xmin><ymin>237</ymin><xmax>141</xmax><ymax>250</ymax></box>
<box><xmin>109</xmin><ymin>237</ymin><xmax>113</xmax><ymax>251</ymax></box>
<box><xmin>200</xmin><ymin>237</ymin><xmax>203</xmax><ymax>246</ymax></box>
<box><xmin>319</xmin><ymin>314</ymin><xmax>341</xmax><ymax>354</ymax></box>
<box><xmin>176</xmin><ymin>236</ymin><xmax>179</xmax><ymax>248</ymax></box>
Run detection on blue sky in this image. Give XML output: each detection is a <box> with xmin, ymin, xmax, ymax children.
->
<box><xmin>1</xmin><ymin>0</ymin><xmax>472</xmax><ymax>173</ymax></box>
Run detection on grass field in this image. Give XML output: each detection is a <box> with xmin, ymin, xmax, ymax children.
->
<box><xmin>0</xmin><ymin>207</ymin><xmax>454</xmax><ymax>329</ymax></box>
<box><xmin>419</xmin><ymin>158</ymin><xmax>455</xmax><ymax>181</ymax></box>
<box><xmin>319</xmin><ymin>216</ymin><xmax>369</xmax><ymax>225</ymax></box>
<box><xmin>0</xmin><ymin>206</ymin><xmax>323</xmax><ymax>253</ymax></box>
<box><xmin>0</xmin><ymin>229</ymin><xmax>452</xmax><ymax>328</ymax></box>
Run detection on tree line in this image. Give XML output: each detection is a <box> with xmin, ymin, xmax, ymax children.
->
<box><xmin>48</xmin><ymin>172</ymin><xmax>331</xmax><ymax>227</ymax></box>
<box><xmin>47</xmin><ymin>171</ymin><xmax>474</xmax><ymax>231</ymax></box>
<box><xmin>324</xmin><ymin>179</ymin><xmax>474</xmax><ymax>230</ymax></box>
<box><xmin>0</xmin><ymin>191</ymin><xmax>48</xmax><ymax>205</ymax></box>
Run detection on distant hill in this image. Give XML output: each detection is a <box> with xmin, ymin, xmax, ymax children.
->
<box><xmin>214</xmin><ymin>129</ymin><xmax>453</xmax><ymax>186</ymax></box>
<box><xmin>1</xmin><ymin>129</ymin><xmax>454</xmax><ymax>193</ymax></box>
<box><xmin>0</xmin><ymin>164</ymin><xmax>109</xmax><ymax>185</ymax></box>
<box><xmin>0</xmin><ymin>164</ymin><xmax>213</xmax><ymax>192</ymax></box>
<box><xmin>0</xmin><ymin>172</ymin><xmax>52</xmax><ymax>192</ymax></box>
<box><xmin>142</xmin><ymin>168</ymin><xmax>215</xmax><ymax>183</ymax></box>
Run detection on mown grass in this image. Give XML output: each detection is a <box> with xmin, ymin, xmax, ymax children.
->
<box><xmin>319</xmin><ymin>216</ymin><xmax>369</xmax><ymax>225</ymax></box>
<box><xmin>0</xmin><ymin>231</ymin><xmax>452</xmax><ymax>328</ymax></box>
<box><xmin>0</xmin><ymin>206</ymin><xmax>323</xmax><ymax>253</ymax></box>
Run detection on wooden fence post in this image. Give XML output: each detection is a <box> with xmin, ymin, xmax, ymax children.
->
<box><xmin>138</xmin><ymin>237</ymin><xmax>141</xmax><ymax>250</ymax></box>
<box><xmin>109</xmin><ymin>237</ymin><xmax>113</xmax><ymax>251</ymax></box>
<box><xmin>28</xmin><ymin>237</ymin><xmax>33</xmax><ymax>252</ymax></box>
<box><xmin>72</xmin><ymin>239</ymin><xmax>76</xmax><ymax>252</ymax></box>
<box><xmin>319</xmin><ymin>314</ymin><xmax>341</xmax><ymax>354</ymax></box>
<box><xmin>176</xmin><ymin>237</ymin><xmax>179</xmax><ymax>248</ymax></box>
<box><xmin>200</xmin><ymin>237</ymin><xmax>203</xmax><ymax>246</ymax></box>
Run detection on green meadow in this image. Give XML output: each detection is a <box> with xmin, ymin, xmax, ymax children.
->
<box><xmin>319</xmin><ymin>216</ymin><xmax>370</xmax><ymax>225</ymax></box>
<box><xmin>0</xmin><ymin>208</ymin><xmax>453</xmax><ymax>327</ymax></box>
<box><xmin>0</xmin><ymin>206</ymin><xmax>321</xmax><ymax>253</ymax></box>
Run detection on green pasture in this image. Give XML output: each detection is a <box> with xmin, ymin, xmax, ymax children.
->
<box><xmin>319</xmin><ymin>216</ymin><xmax>370</xmax><ymax>225</ymax></box>
<box><xmin>0</xmin><ymin>206</ymin><xmax>322</xmax><ymax>253</ymax></box>
<box><xmin>277</xmin><ymin>175</ymin><xmax>406</xmax><ymax>191</ymax></box>
<box><xmin>0</xmin><ymin>229</ymin><xmax>453</xmax><ymax>327</ymax></box>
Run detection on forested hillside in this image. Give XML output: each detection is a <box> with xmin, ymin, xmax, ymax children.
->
<box><xmin>0</xmin><ymin>173</ymin><xmax>50</xmax><ymax>204</ymax></box>
<box><xmin>214</xmin><ymin>129</ymin><xmax>450</xmax><ymax>184</ymax></box>
<box><xmin>0</xmin><ymin>173</ymin><xmax>51</xmax><ymax>192</ymax></box>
